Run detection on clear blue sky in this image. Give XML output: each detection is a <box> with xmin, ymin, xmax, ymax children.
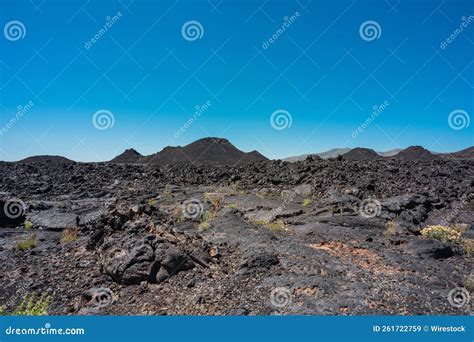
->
<box><xmin>0</xmin><ymin>0</ymin><xmax>473</xmax><ymax>161</ymax></box>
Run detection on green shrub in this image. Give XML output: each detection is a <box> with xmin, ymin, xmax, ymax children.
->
<box><xmin>60</xmin><ymin>228</ymin><xmax>78</xmax><ymax>244</ymax></box>
<box><xmin>13</xmin><ymin>292</ymin><xmax>51</xmax><ymax>316</ymax></box>
<box><xmin>385</xmin><ymin>220</ymin><xmax>397</xmax><ymax>238</ymax></box>
<box><xmin>198</xmin><ymin>210</ymin><xmax>215</xmax><ymax>231</ymax></box>
<box><xmin>303</xmin><ymin>198</ymin><xmax>312</xmax><ymax>206</ymax></box>
<box><xmin>266</xmin><ymin>220</ymin><xmax>286</xmax><ymax>232</ymax></box>
<box><xmin>24</xmin><ymin>221</ymin><xmax>33</xmax><ymax>229</ymax></box>
<box><xmin>462</xmin><ymin>239</ymin><xmax>474</xmax><ymax>256</ymax></box>
<box><xmin>16</xmin><ymin>234</ymin><xmax>37</xmax><ymax>251</ymax></box>
<box><xmin>420</xmin><ymin>225</ymin><xmax>461</xmax><ymax>243</ymax></box>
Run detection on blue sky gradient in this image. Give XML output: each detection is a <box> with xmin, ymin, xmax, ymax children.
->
<box><xmin>0</xmin><ymin>0</ymin><xmax>473</xmax><ymax>161</ymax></box>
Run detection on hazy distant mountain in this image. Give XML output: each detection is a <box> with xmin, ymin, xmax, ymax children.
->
<box><xmin>17</xmin><ymin>155</ymin><xmax>74</xmax><ymax>164</ymax></box>
<box><xmin>377</xmin><ymin>149</ymin><xmax>402</xmax><ymax>157</ymax></box>
<box><xmin>110</xmin><ymin>148</ymin><xmax>143</xmax><ymax>164</ymax></box>
<box><xmin>283</xmin><ymin>148</ymin><xmax>352</xmax><ymax>162</ymax></box>
<box><xmin>441</xmin><ymin>146</ymin><xmax>474</xmax><ymax>159</ymax></box>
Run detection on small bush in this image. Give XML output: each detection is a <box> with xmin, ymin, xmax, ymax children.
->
<box><xmin>464</xmin><ymin>273</ymin><xmax>474</xmax><ymax>291</ymax></box>
<box><xmin>204</xmin><ymin>193</ymin><xmax>223</xmax><ymax>211</ymax></box>
<box><xmin>24</xmin><ymin>221</ymin><xmax>33</xmax><ymax>229</ymax></box>
<box><xmin>172</xmin><ymin>205</ymin><xmax>184</xmax><ymax>222</ymax></box>
<box><xmin>60</xmin><ymin>228</ymin><xmax>78</xmax><ymax>244</ymax></box>
<box><xmin>16</xmin><ymin>234</ymin><xmax>37</xmax><ymax>251</ymax></box>
<box><xmin>303</xmin><ymin>198</ymin><xmax>312</xmax><ymax>207</ymax></box>
<box><xmin>227</xmin><ymin>203</ymin><xmax>237</xmax><ymax>209</ymax></box>
<box><xmin>420</xmin><ymin>225</ymin><xmax>461</xmax><ymax>243</ymax></box>
<box><xmin>266</xmin><ymin>220</ymin><xmax>286</xmax><ymax>232</ymax></box>
<box><xmin>198</xmin><ymin>210</ymin><xmax>215</xmax><ymax>231</ymax></box>
<box><xmin>385</xmin><ymin>220</ymin><xmax>397</xmax><ymax>238</ymax></box>
<box><xmin>461</xmin><ymin>239</ymin><xmax>474</xmax><ymax>256</ymax></box>
<box><xmin>14</xmin><ymin>292</ymin><xmax>51</xmax><ymax>316</ymax></box>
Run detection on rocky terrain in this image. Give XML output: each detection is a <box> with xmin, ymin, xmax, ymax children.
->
<box><xmin>0</xmin><ymin>147</ymin><xmax>473</xmax><ymax>316</ymax></box>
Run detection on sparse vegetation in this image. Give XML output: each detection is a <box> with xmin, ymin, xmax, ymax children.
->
<box><xmin>265</xmin><ymin>220</ymin><xmax>286</xmax><ymax>232</ymax></box>
<box><xmin>204</xmin><ymin>193</ymin><xmax>223</xmax><ymax>211</ymax></box>
<box><xmin>420</xmin><ymin>225</ymin><xmax>462</xmax><ymax>243</ymax></box>
<box><xmin>13</xmin><ymin>292</ymin><xmax>51</xmax><ymax>316</ymax></box>
<box><xmin>171</xmin><ymin>205</ymin><xmax>184</xmax><ymax>222</ymax></box>
<box><xmin>253</xmin><ymin>219</ymin><xmax>286</xmax><ymax>232</ymax></box>
<box><xmin>303</xmin><ymin>198</ymin><xmax>312</xmax><ymax>206</ymax></box>
<box><xmin>461</xmin><ymin>238</ymin><xmax>474</xmax><ymax>256</ymax></box>
<box><xmin>60</xmin><ymin>227</ymin><xmax>78</xmax><ymax>244</ymax></box>
<box><xmin>16</xmin><ymin>234</ymin><xmax>37</xmax><ymax>251</ymax></box>
<box><xmin>227</xmin><ymin>203</ymin><xmax>238</xmax><ymax>209</ymax></box>
<box><xmin>385</xmin><ymin>220</ymin><xmax>397</xmax><ymax>238</ymax></box>
<box><xmin>24</xmin><ymin>221</ymin><xmax>33</xmax><ymax>229</ymax></box>
<box><xmin>464</xmin><ymin>273</ymin><xmax>474</xmax><ymax>291</ymax></box>
<box><xmin>198</xmin><ymin>210</ymin><xmax>215</xmax><ymax>231</ymax></box>
<box><xmin>421</xmin><ymin>224</ymin><xmax>473</xmax><ymax>255</ymax></box>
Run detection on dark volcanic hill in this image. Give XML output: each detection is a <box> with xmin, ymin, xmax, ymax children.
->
<box><xmin>17</xmin><ymin>155</ymin><xmax>74</xmax><ymax>164</ymax></box>
<box><xmin>110</xmin><ymin>148</ymin><xmax>143</xmax><ymax>163</ymax></box>
<box><xmin>139</xmin><ymin>137</ymin><xmax>268</xmax><ymax>166</ymax></box>
<box><xmin>391</xmin><ymin>146</ymin><xmax>438</xmax><ymax>161</ymax></box>
<box><xmin>341</xmin><ymin>148</ymin><xmax>382</xmax><ymax>161</ymax></box>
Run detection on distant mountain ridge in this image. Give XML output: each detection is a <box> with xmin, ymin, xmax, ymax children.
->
<box><xmin>11</xmin><ymin>140</ymin><xmax>474</xmax><ymax>164</ymax></box>
<box><xmin>283</xmin><ymin>148</ymin><xmax>352</xmax><ymax>162</ymax></box>
<box><xmin>285</xmin><ymin>145</ymin><xmax>474</xmax><ymax>162</ymax></box>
